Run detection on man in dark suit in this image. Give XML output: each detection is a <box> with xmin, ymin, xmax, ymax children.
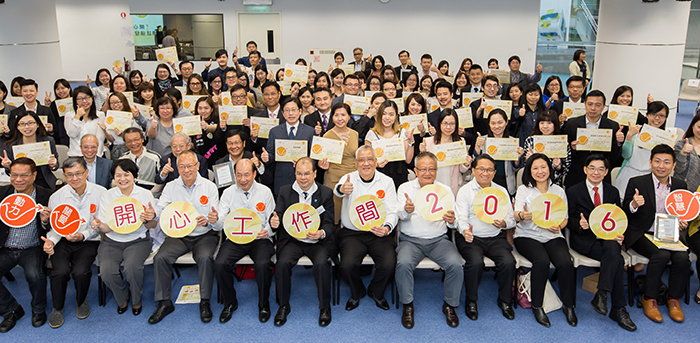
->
<box><xmin>623</xmin><ymin>144</ymin><xmax>690</xmax><ymax>324</ymax></box>
<box><xmin>552</xmin><ymin>76</ymin><xmax>586</xmax><ymax>121</ymax></box>
<box><xmin>155</xmin><ymin>133</ymin><xmax>208</xmax><ymax>185</ymax></box>
<box><xmin>270</xmin><ymin>157</ymin><xmax>335</xmax><ymax>327</ymax></box>
<box><xmin>173</xmin><ymin>61</ymin><xmax>194</xmax><ymax>88</ymax></box>
<box><xmin>469</xmin><ymin>75</ymin><xmax>503</xmax><ymax>136</ymax></box>
<box><xmin>0</xmin><ymin>158</ymin><xmax>51</xmax><ymax>332</ymax></box>
<box><xmin>214</xmin><ymin>129</ymin><xmax>264</xmax><ymax>185</ymax></box>
<box><xmin>566</xmin><ymin>154</ymin><xmax>636</xmax><ymax>331</ymax></box>
<box><xmin>349</xmin><ymin>47</ymin><xmax>371</xmax><ymax>73</ymax></box>
<box><xmin>80</xmin><ymin>134</ymin><xmax>113</xmax><ymax>189</ymax></box>
<box><xmin>394</xmin><ymin>50</ymin><xmax>418</xmax><ymax>84</ymax></box>
<box><xmin>303</xmin><ymin>88</ymin><xmax>333</xmax><ymax>136</ymax></box>
<box><xmin>248</xmin><ymin>81</ymin><xmax>285</xmax><ymax>164</ymax></box>
<box><xmin>261</xmin><ymin>98</ymin><xmax>314</xmax><ymax>193</ymax></box>
<box><xmin>427</xmin><ymin>81</ymin><xmax>456</xmax><ymax>129</ymax></box>
<box><xmin>464</xmin><ymin>64</ymin><xmax>485</xmax><ymax>94</ymax></box>
<box><xmin>8</xmin><ymin>79</ymin><xmax>57</xmax><ymax>142</ymax></box>
<box><xmin>561</xmin><ymin>90</ymin><xmax>624</xmax><ymax>188</ymax></box>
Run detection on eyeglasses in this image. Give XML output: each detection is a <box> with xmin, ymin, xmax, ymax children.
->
<box><xmin>283</xmin><ymin>108</ymin><xmax>300</xmax><ymax>114</ymax></box>
<box><xmin>178</xmin><ymin>163</ymin><xmax>198</xmax><ymax>170</ymax></box>
<box><xmin>648</xmin><ymin>112</ymin><xmax>667</xmax><ymax>119</ymax></box>
<box><xmin>474</xmin><ymin>167</ymin><xmax>495</xmax><ymax>174</ymax></box>
<box><xmin>357</xmin><ymin>158</ymin><xmax>376</xmax><ymax>164</ymax></box>
<box><xmin>76</xmin><ymin>96</ymin><xmax>92</xmax><ymax>102</ymax></box>
<box><xmin>441</xmin><ymin>122</ymin><xmax>456</xmax><ymax>127</ymax></box>
<box><xmin>9</xmin><ymin>173</ymin><xmax>32</xmax><ymax>179</ymax></box>
<box><xmin>586</xmin><ymin>166</ymin><xmax>607</xmax><ymax>173</ymax></box>
<box><xmin>225</xmin><ymin>76</ymin><xmax>237</xmax><ymax>80</ymax></box>
<box><xmin>415</xmin><ymin>167</ymin><xmax>438</xmax><ymax>174</ymax></box>
<box><xmin>231</xmin><ymin>94</ymin><xmax>247</xmax><ymax>100</ymax></box>
<box><xmin>189</xmin><ymin>82</ymin><xmax>201</xmax><ymax>86</ymax></box>
<box><xmin>17</xmin><ymin>121</ymin><xmax>37</xmax><ymax>127</ymax></box>
<box><xmin>65</xmin><ymin>171</ymin><xmax>86</xmax><ymax>179</ymax></box>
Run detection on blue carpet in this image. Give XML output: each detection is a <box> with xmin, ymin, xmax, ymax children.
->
<box><xmin>0</xmin><ymin>263</ymin><xmax>698</xmax><ymax>342</ymax></box>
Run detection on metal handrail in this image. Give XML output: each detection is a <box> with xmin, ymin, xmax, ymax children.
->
<box><xmin>580</xmin><ymin>0</ymin><xmax>598</xmax><ymax>35</ymax></box>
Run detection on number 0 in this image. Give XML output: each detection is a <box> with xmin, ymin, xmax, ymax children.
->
<box><xmin>484</xmin><ymin>195</ymin><xmax>498</xmax><ymax>215</ymax></box>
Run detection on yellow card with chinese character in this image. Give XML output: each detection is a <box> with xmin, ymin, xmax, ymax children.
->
<box><xmin>532</xmin><ymin>135</ymin><xmax>568</xmax><ymax>158</ymax></box>
<box><xmin>415</xmin><ymin>183</ymin><xmax>455</xmax><ymax>222</ymax></box>
<box><xmin>455</xmin><ymin>107</ymin><xmax>474</xmax><ymax>129</ymax></box>
<box><xmin>55</xmin><ymin>98</ymin><xmax>75</xmax><ymax>117</ymax></box>
<box><xmin>484</xmin><ymin>99</ymin><xmax>512</xmax><ymax>118</ymax></box>
<box><xmin>182</xmin><ymin>95</ymin><xmax>205</xmax><ymax>113</ymax></box>
<box><xmin>173</xmin><ymin>115</ymin><xmax>203</xmax><ymax>136</ymax></box>
<box><xmin>106</xmin><ymin>110</ymin><xmax>134</xmax><ymax>132</ymax></box>
<box><xmin>576</xmin><ymin>128</ymin><xmax>612</xmax><ymax>152</ymax></box>
<box><xmin>224</xmin><ymin>208</ymin><xmax>262</xmax><ymax>244</ymax></box>
<box><xmin>531</xmin><ymin>193</ymin><xmax>567</xmax><ymax>228</ymax></box>
<box><xmin>484</xmin><ymin>137</ymin><xmax>519</xmax><ymax>161</ymax></box>
<box><xmin>635</xmin><ymin>125</ymin><xmax>677</xmax><ymax>151</ymax></box>
<box><xmin>399</xmin><ymin>113</ymin><xmax>427</xmax><ymax>134</ymax></box>
<box><xmin>275</xmin><ymin>139</ymin><xmax>308</xmax><ymax>162</ymax></box>
<box><xmin>462</xmin><ymin>92</ymin><xmax>483</xmax><ymax>107</ymax></box>
<box><xmin>472</xmin><ymin>187</ymin><xmax>510</xmax><ymax>224</ymax></box>
<box><xmin>349</xmin><ymin>195</ymin><xmax>386</xmax><ymax>231</ymax></box>
<box><xmin>160</xmin><ymin>201</ymin><xmax>199</xmax><ymax>238</ymax></box>
<box><xmin>282</xmin><ymin>203</ymin><xmax>320</xmax><ymax>240</ymax></box>
<box><xmin>12</xmin><ymin>141</ymin><xmax>51</xmax><ymax>166</ymax></box>
<box><xmin>343</xmin><ymin>95</ymin><xmax>371</xmax><ymax>114</ymax></box>
<box><xmin>155</xmin><ymin>46</ymin><xmax>178</xmax><ymax>64</ymax></box>
<box><xmin>310</xmin><ymin>136</ymin><xmax>345</xmax><ymax>164</ymax></box>
<box><xmin>563</xmin><ymin>102</ymin><xmax>586</xmax><ymax>119</ymax></box>
<box><xmin>107</xmin><ymin>196</ymin><xmax>144</xmax><ymax>234</ymax></box>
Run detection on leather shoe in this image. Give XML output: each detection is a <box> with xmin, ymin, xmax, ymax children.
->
<box><xmin>465</xmin><ymin>301</ymin><xmax>478</xmax><ymax>320</ymax></box>
<box><xmin>563</xmin><ymin>306</ymin><xmax>577</xmax><ymax>327</ymax></box>
<box><xmin>199</xmin><ymin>300</ymin><xmax>212</xmax><ymax>323</ymax></box>
<box><xmin>258</xmin><ymin>304</ymin><xmax>270</xmax><ymax>323</ymax></box>
<box><xmin>641</xmin><ymin>297</ymin><xmax>663</xmax><ymax>323</ymax></box>
<box><xmin>0</xmin><ymin>305</ymin><xmax>24</xmax><ymax>333</ymax></box>
<box><xmin>401</xmin><ymin>303</ymin><xmax>414</xmax><ymax>329</ymax></box>
<box><xmin>31</xmin><ymin>312</ymin><xmax>46</xmax><ymax>328</ymax></box>
<box><xmin>274</xmin><ymin>305</ymin><xmax>290</xmax><ymax>327</ymax></box>
<box><xmin>132</xmin><ymin>306</ymin><xmax>142</xmax><ymax>316</ymax></box>
<box><xmin>532</xmin><ymin>307</ymin><xmax>550</xmax><ymax>328</ymax></box>
<box><xmin>442</xmin><ymin>302</ymin><xmax>459</xmax><ymax>328</ymax></box>
<box><xmin>591</xmin><ymin>291</ymin><xmax>608</xmax><ymax>315</ymax></box>
<box><xmin>498</xmin><ymin>301</ymin><xmax>515</xmax><ymax>320</ymax></box>
<box><xmin>219</xmin><ymin>302</ymin><xmax>238</xmax><ymax>323</ymax></box>
<box><xmin>667</xmin><ymin>298</ymin><xmax>684</xmax><ymax>323</ymax></box>
<box><xmin>318</xmin><ymin>307</ymin><xmax>332</xmax><ymax>327</ymax></box>
<box><xmin>345</xmin><ymin>298</ymin><xmax>360</xmax><ymax>311</ymax></box>
<box><xmin>609</xmin><ymin>307</ymin><xmax>637</xmax><ymax>332</ymax></box>
<box><xmin>148</xmin><ymin>301</ymin><xmax>175</xmax><ymax>324</ymax></box>
<box><xmin>367</xmin><ymin>291</ymin><xmax>390</xmax><ymax>310</ymax></box>
<box><xmin>117</xmin><ymin>303</ymin><xmax>128</xmax><ymax>315</ymax></box>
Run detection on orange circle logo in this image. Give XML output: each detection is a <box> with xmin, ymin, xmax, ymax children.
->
<box><xmin>639</xmin><ymin>132</ymin><xmax>652</xmax><ymax>142</ymax></box>
<box><xmin>277</xmin><ymin>147</ymin><xmax>287</xmax><ymax>156</ymax></box>
<box><xmin>374</xmin><ymin>148</ymin><xmax>385</xmax><ymax>158</ymax></box>
<box><xmin>400</xmin><ymin>123</ymin><xmax>409</xmax><ymax>130</ymax></box>
<box><xmin>578</xmin><ymin>135</ymin><xmax>589</xmax><ymax>145</ymax></box>
<box><xmin>222</xmin><ymin>98</ymin><xmax>230</xmax><ymax>105</ymax></box>
<box><xmin>58</xmin><ymin>104</ymin><xmax>66</xmax><ymax>112</ymax></box>
<box><xmin>50</xmin><ymin>204</ymin><xmax>84</xmax><ymax>237</ymax></box>
<box><xmin>157</xmin><ymin>53</ymin><xmax>164</xmax><ymax>60</ymax></box>
<box><xmin>0</xmin><ymin>193</ymin><xmax>39</xmax><ymax>228</ymax></box>
<box><xmin>106</xmin><ymin>116</ymin><xmax>114</xmax><ymax>124</ymax></box>
<box><xmin>199</xmin><ymin>195</ymin><xmax>209</xmax><ymax>205</ymax></box>
<box><xmin>15</xmin><ymin>153</ymin><xmax>27</xmax><ymax>158</ymax></box>
<box><xmin>608</xmin><ymin>111</ymin><xmax>618</xmax><ymax>119</ymax></box>
<box><xmin>311</xmin><ymin>144</ymin><xmax>323</xmax><ymax>154</ymax></box>
<box><xmin>256</xmin><ymin>202</ymin><xmax>266</xmax><ymax>212</ymax></box>
<box><xmin>464</xmin><ymin>98</ymin><xmax>472</xmax><ymax>105</ymax></box>
<box><xmin>564</xmin><ymin>108</ymin><xmax>573</xmax><ymax>116</ymax></box>
<box><xmin>220</xmin><ymin>112</ymin><xmax>229</xmax><ymax>121</ymax></box>
<box><xmin>285</xmin><ymin>69</ymin><xmax>293</xmax><ymax>77</ymax></box>
<box><xmin>485</xmin><ymin>105</ymin><xmax>494</xmax><ymax>113</ymax></box>
<box><xmin>534</xmin><ymin>142</ymin><xmax>545</xmax><ymax>153</ymax></box>
<box><xmin>435</xmin><ymin>151</ymin><xmax>446</xmax><ymax>161</ymax></box>
<box><xmin>486</xmin><ymin>145</ymin><xmax>498</xmax><ymax>155</ymax></box>
<box><xmin>183</xmin><ymin>101</ymin><xmax>191</xmax><ymax>108</ymax></box>
<box><xmin>90</xmin><ymin>203</ymin><xmax>97</xmax><ymax>214</ymax></box>
<box><xmin>252</xmin><ymin>123</ymin><xmax>260</xmax><ymax>130</ymax></box>
<box><xmin>174</xmin><ymin>124</ymin><xmax>183</xmax><ymax>132</ymax></box>
<box><xmin>376</xmin><ymin>190</ymin><xmax>385</xmax><ymax>199</ymax></box>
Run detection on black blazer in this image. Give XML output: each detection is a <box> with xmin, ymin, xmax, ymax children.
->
<box><xmin>303</xmin><ymin>110</ymin><xmax>334</xmax><ymax>136</ymax></box>
<box><xmin>561</xmin><ymin>115</ymin><xmax>623</xmax><ymax>188</ymax></box>
<box><xmin>350</xmin><ymin>61</ymin><xmax>371</xmax><ymax>73</ymax></box>
<box><xmin>272</xmin><ymin>182</ymin><xmax>335</xmax><ymax>252</ymax></box>
<box><xmin>265</xmin><ymin>123</ymin><xmax>315</xmax><ymax>191</ymax></box>
<box><xmin>623</xmin><ymin>174</ymin><xmax>687</xmax><ymax>248</ymax></box>
<box><xmin>394</xmin><ymin>65</ymin><xmax>418</xmax><ymax>83</ymax></box>
<box><xmin>155</xmin><ymin>152</ymin><xmax>208</xmax><ymax>184</ymax></box>
<box><xmin>566</xmin><ymin>181</ymin><xmax>620</xmax><ymax>253</ymax></box>
<box><xmin>3</xmin><ymin>135</ymin><xmax>59</xmax><ymax>190</ymax></box>
<box><xmin>93</xmin><ymin>156</ymin><xmax>113</xmax><ymax>189</ymax></box>
<box><xmin>0</xmin><ymin>185</ymin><xmax>51</xmax><ymax>247</ymax></box>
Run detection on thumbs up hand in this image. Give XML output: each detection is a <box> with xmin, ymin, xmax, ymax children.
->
<box><xmin>615</xmin><ymin>126</ymin><xmax>625</xmax><ymax>143</ymax></box>
<box><xmin>261</xmin><ymin>148</ymin><xmax>269</xmax><ymax>163</ymax></box>
<box><xmin>519</xmin><ymin>104</ymin><xmax>526</xmax><ymax>117</ymax></box>
<box><xmin>428</xmin><ymin>123</ymin><xmax>436</xmax><ymax>136</ymax></box>
<box><xmin>340</xmin><ymin>176</ymin><xmax>353</xmax><ymax>196</ymax></box>
<box><xmin>160</xmin><ymin>158</ymin><xmax>174</xmax><ymax>177</ymax></box>
<box><xmin>463</xmin><ymin>224</ymin><xmax>474</xmax><ymax>243</ymax></box>
<box><xmin>579</xmin><ymin>213</ymin><xmax>589</xmax><ymax>230</ymax></box>
<box><xmin>475</xmin><ymin>132</ymin><xmax>486</xmax><ymax>151</ymax></box>
<box><xmin>41</xmin><ymin>237</ymin><xmax>54</xmax><ymax>256</ymax></box>
<box><xmin>270</xmin><ymin>212</ymin><xmax>280</xmax><ymax>229</ymax></box>
<box><xmin>314</xmin><ymin>121</ymin><xmax>322</xmax><ymax>135</ymax></box>
<box><xmin>1</xmin><ymin>150</ymin><xmax>11</xmax><ymax>169</ymax></box>
<box><xmin>631</xmin><ymin>188</ymin><xmax>645</xmax><ymax>209</ymax></box>
<box><xmin>141</xmin><ymin>202</ymin><xmax>156</xmax><ymax>222</ymax></box>
<box><xmin>404</xmin><ymin>193</ymin><xmax>415</xmax><ymax>214</ymax></box>
<box><xmin>208</xmin><ymin>206</ymin><xmax>218</xmax><ymax>224</ymax></box>
<box><xmin>682</xmin><ymin>138</ymin><xmax>693</xmax><ymax>156</ymax></box>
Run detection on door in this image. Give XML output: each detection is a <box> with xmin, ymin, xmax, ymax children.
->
<box><xmin>237</xmin><ymin>13</ymin><xmax>281</xmax><ymax>63</ymax></box>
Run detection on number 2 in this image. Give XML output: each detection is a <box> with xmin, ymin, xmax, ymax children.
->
<box><xmin>426</xmin><ymin>193</ymin><xmax>443</xmax><ymax>214</ymax></box>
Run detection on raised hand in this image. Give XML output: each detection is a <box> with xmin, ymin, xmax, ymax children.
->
<box><xmin>1</xmin><ymin>150</ymin><xmax>11</xmax><ymax>169</ymax></box>
<box><xmin>681</xmin><ymin>138</ymin><xmax>693</xmax><ymax>156</ymax></box>
<box><xmin>463</xmin><ymin>224</ymin><xmax>474</xmax><ymax>243</ymax></box>
<box><xmin>44</xmin><ymin>91</ymin><xmax>52</xmax><ymax>106</ymax></box>
<box><xmin>270</xmin><ymin>212</ymin><xmax>280</xmax><ymax>229</ymax></box>
<box><xmin>315</xmin><ymin>121</ymin><xmax>322</xmax><ymax>135</ymax></box>
<box><xmin>615</xmin><ymin>126</ymin><xmax>625</xmax><ymax>143</ymax></box>
<box><xmin>208</xmin><ymin>206</ymin><xmax>218</xmax><ymax>224</ymax></box>
<box><xmin>340</xmin><ymin>176</ymin><xmax>353</xmax><ymax>195</ymax></box>
<box><xmin>631</xmin><ymin>188</ymin><xmax>645</xmax><ymax>209</ymax></box>
<box><xmin>442</xmin><ymin>210</ymin><xmax>456</xmax><ymax>224</ymax></box>
<box><xmin>141</xmin><ymin>203</ymin><xmax>156</xmax><ymax>222</ymax></box>
<box><xmin>579</xmin><ymin>213</ymin><xmax>589</xmax><ymax>230</ymax></box>
<box><xmin>41</xmin><ymin>237</ymin><xmax>54</xmax><ymax>256</ymax></box>
<box><xmin>261</xmin><ymin>148</ymin><xmax>269</xmax><ymax>163</ymax></box>
<box><xmin>404</xmin><ymin>193</ymin><xmax>415</xmax><ymax>213</ymax></box>
<box><xmin>160</xmin><ymin>158</ymin><xmax>174</xmax><ymax>177</ymax></box>
<box><xmin>196</xmin><ymin>215</ymin><xmax>208</xmax><ymax>227</ymax></box>
<box><xmin>519</xmin><ymin>104</ymin><xmax>526</xmax><ymax>117</ymax></box>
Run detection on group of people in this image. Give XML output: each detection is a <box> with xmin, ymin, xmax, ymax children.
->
<box><xmin>0</xmin><ymin>45</ymin><xmax>698</xmax><ymax>335</ymax></box>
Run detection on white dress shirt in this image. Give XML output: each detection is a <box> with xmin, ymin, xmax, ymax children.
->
<box><xmin>513</xmin><ymin>184</ymin><xmax>568</xmax><ymax>243</ymax></box>
<box><xmin>397</xmin><ymin>179</ymin><xmax>456</xmax><ymax>239</ymax></box>
<box><xmin>96</xmin><ymin>185</ymin><xmax>156</xmax><ymax>243</ymax></box>
<box><xmin>333</xmin><ymin>170</ymin><xmax>398</xmax><ymax>232</ymax></box>
<box><xmin>455</xmin><ymin>179</ymin><xmax>515</xmax><ymax>238</ymax></box>
<box><xmin>158</xmin><ymin>174</ymin><xmax>220</xmax><ymax>237</ymax></box>
<box><xmin>291</xmin><ymin>181</ymin><xmax>320</xmax><ymax>243</ymax></box>
<box><xmin>586</xmin><ymin>180</ymin><xmax>603</xmax><ymax>205</ymax></box>
<box><xmin>47</xmin><ymin>182</ymin><xmax>107</xmax><ymax>244</ymax></box>
<box><xmin>267</xmin><ymin>105</ymin><xmax>280</xmax><ymax>120</ymax></box>
<box><xmin>216</xmin><ymin>181</ymin><xmax>275</xmax><ymax>240</ymax></box>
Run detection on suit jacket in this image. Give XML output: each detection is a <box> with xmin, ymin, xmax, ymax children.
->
<box><xmin>155</xmin><ymin>152</ymin><xmax>208</xmax><ymax>184</ymax></box>
<box><xmin>3</xmin><ymin>136</ymin><xmax>59</xmax><ymax>190</ymax></box>
<box><xmin>93</xmin><ymin>156</ymin><xmax>113</xmax><ymax>189</ymax></box>
<box><xmin>349</xmin><ymin>61</ymin><xmax>371</xmax><ymax>73</ymax></box>
<box><xmin>273</xmin><ymin>182</ymin><xmax>335</xmax><ymax>252</ymax></box>
<box><xmin>265</xmin><ymin>123</ymin><xmax>314</xmax><ymax>191</ymax></box>
<box><xmin>562</xmin><ymin>115</ymin><xmax>623</xmax><ymax>188</ymax></box>
<box><xmin>394</xmin><ymin>65</ymin><xmax>418</xmax><ymax>83</ymax></box>
<box><xmin>623</xmin><ymin>174</ymin><xmax>687</xmax><ymax>248</ymax></box>
<box><xmin>0</xmin><ymin>185</ymin><xmax>51</xmax><ymax>247</ymax></box>
<box><xmin>303</xmin><ymin>110</ymin><xmax>333</xmax><ymax>136</ymax></box>
<box><xmin>566</xmin><ymin>181</ymin><xmax>620</xmax><ymax>253</ymax></box>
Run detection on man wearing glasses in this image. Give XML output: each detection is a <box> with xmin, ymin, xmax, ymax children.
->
<box><xmin>395</xmin><ymin>152</ymin><xmax>462</xmax><ymax>329</ymax></box>
<box><xmin>469</xmin><ymin>75</ymin><xmax>503</xmax><ymax>136</ymax></box>
<box><xmin>454</xmin><ymin>154</ymin><xmax>516</xmax><ymax>322</ymax></box>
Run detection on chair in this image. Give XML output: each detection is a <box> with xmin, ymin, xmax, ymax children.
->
<box><xmin>610</xmin><ymin>167</ymin><xmax>620</xmax><ymax>186</ymax></box>
<box><xmin>56</xmin><ymin>145</ymin><xmax>69</xmax><ymax>166</ymax></box>
<box><xmin>98</xmin><ymin>249</ymin><xmax>159</xmax><ymax>307</ymax></box>
<box><xmin>516</xmin><ymin>168</ymin><xmax>524</xmax><ymax>189</ymax></box>
<box><xmin>52</xmin><ymin>169</ymin><xmax>64</xmax><ymax>187</ymax></box>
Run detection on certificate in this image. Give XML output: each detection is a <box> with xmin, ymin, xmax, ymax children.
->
<box><xmin>532</xmin><ymin>135</ymin><xmax>568</xmax><ymax>158</ymax></box>
<box><xmin>12</xmin><ymin>141</ymin><xmax>51</xmax><ymax>166</ymax></box>
<box><xmin>122</xmin><ymin>91</ymin><xmax>135</xmax><ymax>106</ymax></box>
<box><xmin>576</xmin><ymin>128</ymin><xmax>612</xmax><ymax>152</ymax></box>
<box><xmin>105</xmin><ymin>110</ymin><xmax>133</xmax><ymax>132</ymax></box>
<box><xmin>484</xmin><ymin>99</ymin><xmax>512</xmax><ymax>118</ymax></box>
<box><xmin>654</xmin><ymin>213</ymin><xmax>679</xmax><ymax>243</ymax></box>
<box><xmin>310</xmin><ymin>136</ymin><xmax>345</xmax><ymax>164</ymax></box>
<box><xmin>390</xmin><ymin>98</ymin><xmax>404</xmax><ymax>110</ymax></box>
<box><xmin>309</xmin><ymin>49</ymin><xmax>337</xmax><ymax>70</ymax></box>
<box><xmin>399</xmin><ymin>113</ymin><xmax>427</xmax><ymax>134</ymax></box>
<box><xmin>372</xmin><ymin>137</ymin><xmax>405</xmax><ymax>163</ymax></box>
<box><xmin>174</xmin><ymin>86</ymin><xmax>187</xmax><ymax>97</ymax></box>
<box><xmin>275</xmin><ymin>139</ymin><xmax>308</xmax><ymax>162</ymax></box>
<box><xmin>455</xmin><ymin>107</ymin><xmax>473</xmax><ymax>129</ymax></box>
<box><xmin>635</xmin><ymin>125</ymin><xmax>677</xmax><ymax>151</ymax></box>
<box><xmin>607</xmin><ymin>104</ymin><xmax>638</xmax><ymax>126</ymax></box>
<box><xmin>219</xmin><ymin>92</ymin><xmax>233</xmax><ymax>106</ymax></box>
<box><xmin>38</xmin><ymin>115</ymin><xmax>49</xmax><ymax>127</ymax></box>
<box><xmin>562</xmin><ymin>102</ymin><xmax>586</xmax><ymax>119</ymax></box>
<box><xmin>364</xmin><ymin>90</ymin><xmax>380</xmax><ymax>98</ymax></box>
<box><xmin>429</xmin><ymin>140</ymin><xmax>469</xmax><ymax>167</ymax></box>
<box><xmin>173</xmin><ymin>115</ymin><xmax>202</xmax><ymax>136</ymax></box>
<box><xmin>250</xmin><ymin>117</ymin><xmax>278</xmax><ymax>139</ymax></box>
<box><xmin>462</xmin><ymin>92</ymin><xmax>483</xmax><ymax>107</ymax></box>
<box><xmin>133</xmin><ymin>103</ymin><xmax>153</xmax><ymax>117</ymax></box>
<box><xmin>155</xmin><ymin>46</ymin><xmax>178</xmax><ymax>64</ymax></box>
<box><xmin>0</xmin><ymin>115</ymin><xmax>7</xmax><ymax>128</ymax></box>
<box><xmin>55</xmin><ymin>98</ymin><xmax>75</xmax><ymax>117</ymax></box>
<box><xmin>284</xmin><ymin>64</ymin><xmax>309</xmax><ymax>83</ymax></box>
<box><xmin>343</xmin><ymin>95</ymin><xmax>371</xmax><ymax>114</ymax></box>
<box><xmin>487</xmin><ymin>69</ymin><xmax>511</xmax><ymax>84</ymax></box>
<box><xmin>182</xmin><ymin>95</ymin><xmax>204</xmax><ymax>113</ymax></box>
<box><xmin>219</xmin><ymin>105</ymin><xmax>247</xmax><ymax>126</ymax></box>
<box><xmin>212</xmin><ymin>162</ymin><xmax>234</xmax><ymax>188</ymax></box>
<box><xmin>279</xmin><ymin>80</ymin><xmax>293</xmax><ymax>96</ymax></box>
<box><xmin>484</xmin><ymin>137</ymin><xmax>519</xmax><ymax>161</ymax></box>
<box><xmin>340</xmin><ymin>64</ymin><xmax>355</xmax><ymax>76</ymax></box>
<box><xmin>4</xmin><ymin>96</ymin><xmax>24</xmax><ymax>108</ymax></box>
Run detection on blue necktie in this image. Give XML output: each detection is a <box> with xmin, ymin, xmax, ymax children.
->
<box><xmin>289</xmin><ymin>126</ymin><xmax>296</xmax><ymax>139</ymax></box>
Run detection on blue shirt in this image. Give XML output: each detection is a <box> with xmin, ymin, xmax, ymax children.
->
<box><xmin>5</xmin><ymin>189</ymin><xmax>40</xmax><ymax>249</ymax></box>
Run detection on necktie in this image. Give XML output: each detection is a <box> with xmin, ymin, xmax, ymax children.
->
<box><xmin>289</xmin><ymin>126</ymin><xmax>296</xmax><ymax>139</ymax></box>
<box><xmin>473</xmin><ymin>87</ymin><xmax>479</xmax><ymax>93</ymax></box>
<box><xmin>244</xmin><ymin>191</ymin><xmax>249</xmax><ymax>199</ymax></box>
<box><xmin>303</xmin><ymin>191</ymin><xmax>308</xmax><ymax>200</ymax></box>
<box><xmin>593</xmin><ymin>186</ymin><xmax>601</xmax><ymax>206</ymax></box>
<box><xmin>321</xmin><ymin>114</ymin><xmax>328</xmax><ymax>130</ymax></box>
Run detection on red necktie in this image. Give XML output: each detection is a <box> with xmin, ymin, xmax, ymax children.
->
<box><xmin>593</xmin><ymin>186</ymin><xmax>601</xmax><ymax>206</ymax></box>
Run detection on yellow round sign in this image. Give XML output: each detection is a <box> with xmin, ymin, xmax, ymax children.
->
<box><xmin>159</xmin><ymin>201</ymin><xmax>199</xmax><ymax>238</ymax></box>
<box><xmin>589</xmin><ymin>204</ymin><xmax>628</xmax><ymax>240</ymax></box>
<box><xmin>282</xmin><ymin>203</ymin><xmax>320</xmax><ymax>240</ymax></box>
<box><xmin>224</xmin><ymin>208</ymin><xmax>262</xmax><ymax>244</ymax></box>
<box><xmin>107</xmin><ymin>196</ymin><xmax>144</xmax><ymax>234</ymax></box>
<box><xmin>415</xmin><ymin>184</ymin><xmax>454</xmax><ymax>222</ymax></box>
<box><xmin>531</xmin><ymin>193</ymin><xmax>567</xmax><ymax>229</ymax></box>
<box><xmin>349</xmin><ymin>195</ymin><xmax>386</xmax><ymax>231</ymax></box>
<box><xmin>472</xmin><ymin>187</ymin><xmax>510</xmax><ymax>224</ymax></box>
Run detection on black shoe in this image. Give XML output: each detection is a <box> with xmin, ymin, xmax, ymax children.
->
<box><xmin>132</xmin><ymin>305</ymin><xmax>142</xmax><ymax>316</ymax></box>
<box><xmin>465</xmin><ymin>301</ymin><xmax>478</xmax><ymax>320</ymax></box>
<box><xmin>591</xmin><ymin>291</ymin><xmax>608</xmax><ymax>315</ymax></box>
<box><xmin>442</xmin><ymin>302</ymin><xmax>459</xmax><ymax>328</ymax></box>
<box><xmin>401</xmin><ymin>303</ymin><xmax>414</xmax><ymax>329</ymax></box>
<box><xmin>31</xmin><ymin>312</ymin><xmax>46</xmax><ymax>328</ymax></box>
<box><xmin>274</xmin><ymin>305</ymin><xmax>290</xmax><ymax>327</ymax></box>
<box><xmin>148</xmin><ymin>301</ymin><xmax>174</xmax><ymax>324</ymax></box>
<box><xmin>318</xmin><ymin>307</ymin><xmax>332</xmax><ymax>327</ymax></box>
<box><xmin>345</xmin><ymin>298</ymin><xmax>360</xmax><ymax>311</ymax></box>
<box><xmin>117</xmin><ymin>303</ymin><xmax>128</xmax><ymax>315</ymax></box>
<box><xmin>498</xmin><ymin>301</ymin><xmax>515</xmax><ymax>320</ymax></box>
<box><xmin>695</xmin><ymin>292</ymin><xmax>700</xmax><ymax>304</ymax></box>
<box><xmin>258</xmin><ymin>304</ymin><xmax>270</xmax><ymax>323</ymax></box>
<box><xmin>367</xmin><ymin>291</ymin><xmax>390</xmax><ymax>310</ymax></box>
<box><xmin>199</xmin><ymin>300</ymin><xmax>212</xmax><ymax>323</ymax></box>
<box><xmin>532</xmin><ymin>307</ymin><xmax>550</xmax><ymax>328</ymax></box>
<box><xmin>610</xmin><ymin>307</ymin><xmax>637</xmax><ymax>332</ymax></box>
<box><xmin>219</xmin><ymin>302</ymin><xmax>238</xmax><ymax>323</ymax></box>
<box><xmin>0</xmin><ymin>306</ymin><xmax>24</xmax><ymax>333</ymax></box>
<box><xmin>563</xmin><ymin>306</ymin><xmax>578</xmax><ymax>327</ymax></box>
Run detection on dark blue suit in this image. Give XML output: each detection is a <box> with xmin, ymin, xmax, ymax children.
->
<box><xmin>92</xmin><ymin>156</ymin><xmax>113</xmax><ymax>189</ymax></box>
<box><xmin>264</xmin><ymin>123</ymin><xmax>314</xmax><ymax>192</ymax></box>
